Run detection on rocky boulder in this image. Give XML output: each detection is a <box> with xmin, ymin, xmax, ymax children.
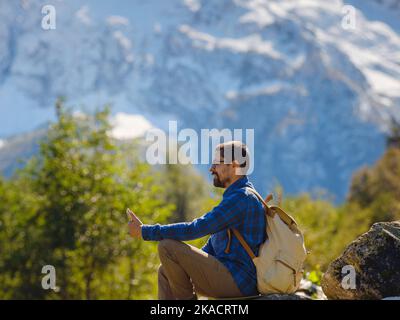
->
<box><xmin>232</xmin><ymin>280</ymin><xmax>326</xmax><ymax>300</ymax></box>
<box><xmin>297</xmin><ymin>279</ymin><xmax>327</xmax><ymax>300</ymax></box>
<box><xmin>321</xmin><ymin>221</ymin><xmax>400</xmax><ymax>299</ymax></box>
<box><xmin>254</xmin><ymin>293</ymin><xmax>311</xmax><ymax>300</ymax></box>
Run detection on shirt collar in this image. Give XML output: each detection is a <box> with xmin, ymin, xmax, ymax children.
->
<box><xmin>223</xmin><ymin>175</ymin><xmax>251</xmax><ymax>197</ymax></box>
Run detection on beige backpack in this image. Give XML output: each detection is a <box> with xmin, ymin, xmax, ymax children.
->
<box><xmin>229</xmin><ymin>187</ymin><xmax>307</xmax><ymax>295</ymax></box>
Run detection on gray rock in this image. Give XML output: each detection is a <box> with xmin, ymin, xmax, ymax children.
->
<box><xmin>208</xmin><ymin>290</ymin><xmax>313</xmax><ymax>300</ymax></box>
<box><xmin>297</xmin><ymin>279</ymin><xmax>327</xmax><ymax>300</ymax></box>
<box><xmin>253</xmin><ymin>293</ymin><xmax>312</xmax><ymax>300</ymax></box>
<box><xmin>321</xmin><ymin>221</ymin><xmax>400</xmax><ymax>299</ymax></box>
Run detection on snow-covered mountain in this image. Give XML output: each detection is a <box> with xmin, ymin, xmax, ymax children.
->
<box><xmin>0</xmin><ymin>0</ymin><xmax>399</xmax><ymax>201</ymax></box>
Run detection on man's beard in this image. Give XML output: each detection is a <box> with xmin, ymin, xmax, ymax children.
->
<box><xmin>212</xmin><ymin>173</ymin><xmax>224</xmax><ymax>188</ymax></box>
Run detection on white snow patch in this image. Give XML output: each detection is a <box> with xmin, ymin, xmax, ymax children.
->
<box><xmin>239</xmin><ymin>9</ymin><xmax>275</xmax><ymax>28</ymax></box>
<box><xmin>363</xmin><ymin>68</ymin><xmax>400</xmax><ymax>98</ymax></box>
<box><xmin>106</xmin><ymin>15</ymin><xmax>130</xmax><ymax>26</ymax></box>
<box><xmin>226</xmin><ymin>81</ymin><xmax>301</xmax><ymax>100</ymax></box>
<box><xmin>75</xmin><ymin>6</ymin><xmax>92</xmax><ymax>25</ymax></box>
<box><xmin>113</xmin><ymin>31</ymin><xmax>132</xmax><ymax>51</ymax></box>
<box><xmin>72</xmin><ymin>111</ymin><xmax>89</xmax><ymax>120</ymax></box>
<box><xmin>179</xmin><ymin>25</ymin><xmax>282</xmax><ymax>59</ymax></box>
<box><xmin>110</xmin><ymin>113</ymin><xmax>155</xmax><ymax>140</ymax></box>
<box><xmin>324</xmin><ymin>41</ymin><xmax>400</xmax><ymax>98</ymax></box>
<box><xmin>112</xmin><ymin>30</ymin><xmax>134</xmax><ymax>62</ymax></box>
<box><xmin>0</xmin><ymin>139</ymin><xmax>5</xmax><ymax>149</ymax></box>
<box><xmin>183</xmin><ymin>0</ymin><xmax>201</xmax><ymax>12</ymax></box>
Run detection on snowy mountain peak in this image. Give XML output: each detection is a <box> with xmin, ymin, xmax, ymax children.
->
<box><xmin>0</xmin><ymin>0</ymin><xmax>399</xmax><ymax>201</ymax></box>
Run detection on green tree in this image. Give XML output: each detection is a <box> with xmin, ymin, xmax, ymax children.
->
<box><xmin>0</xmin><ymin>161</ymin><xmax>46</xmax><ymax>299</ymax></box>
<box><xmin>348</xmin><ymin>147</ymin><xmax>400</xmax><ymax>222</ymax></box>
<box><xmin>386</xmin><ymin>117</ymin><xmax>400</xmax><ymax>149</ymax></box>
<box><xmin>161</xmin><ymin>163</ymin><xmax>213</xmax><ymax>222</ymax></box>
<box><xmin>0</xmin><ymin>100</ymin><xmax>173</xmax><ymax>299</ymax></box>
<box><xmin>282</xmin><ymin>193</ymin><xmax>371</xmax><ymax>271</ymax></box>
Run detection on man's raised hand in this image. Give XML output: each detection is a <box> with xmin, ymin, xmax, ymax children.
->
<box><xmin>127</xmin><ymin>208</ymin><xmax>143</xmax><ymax>239</ymax></box>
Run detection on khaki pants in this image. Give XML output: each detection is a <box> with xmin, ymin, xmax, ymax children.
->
<box><xmin>157</xmin><ymin>239</ymin><xmax>243</xmax><ymax>300</ymax></box>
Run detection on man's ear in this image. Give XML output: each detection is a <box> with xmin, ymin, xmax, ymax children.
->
<box><xmin>232</xmin><ymin>159</ymin><xmax>247</xmax><ymax>176</ymax></box>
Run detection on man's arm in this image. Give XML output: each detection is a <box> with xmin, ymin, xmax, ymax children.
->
<box><xmin>141</xmin><ymin>191</ymin><xmax>248</xmax><ymax>241</ymax></box>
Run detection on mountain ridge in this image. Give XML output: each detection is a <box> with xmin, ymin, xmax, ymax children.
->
<box><xmin>0</xmin><ymin>0</ymin><xmax>399</xmax><ymax>201</ymax></box>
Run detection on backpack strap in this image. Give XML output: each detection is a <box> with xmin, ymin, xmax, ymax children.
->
<box><xmin>231</xmin><ymin>228</ymin><xmax>256</xmax><ymax>260</ymax></box>
<box><xmin>245</xmin><ymin>187</ymin><xmax>274</xmax><ymax>218</ymax></box>
<box><xmin>227</xmin><ymin>189</ymin><xmax>301</xmax><ymax>262</ymax></box>
<box><xmin>246</xmin><ymin>188</ymin><xmax>297</xmax><ymax>228</ymax></box>
<box><xmin>224</xmin><ymin>229</ymin><xmax>232</xmax><ymax>254</ymax></box>
<box><xmin>269</xmin><ymin>205</ymin><xmax>298</xmax><ymax>228</ymax></box>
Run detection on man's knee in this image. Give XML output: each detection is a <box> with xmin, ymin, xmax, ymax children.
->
<box><xmin>158</xmin><ymin>239</ymin><xmax>179</xmax><ymax>256</ymax></box>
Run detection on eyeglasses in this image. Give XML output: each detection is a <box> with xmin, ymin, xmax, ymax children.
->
<box><xmin>211</xmin><ymin>160</ymin><xmax>231</xmax><ymax>168</ymax></box>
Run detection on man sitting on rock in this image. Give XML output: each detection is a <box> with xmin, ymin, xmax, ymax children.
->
<box><xmin>127</xmin><ymin>141</ymin><xmax>266</xmax><ymax>299</ymax></box>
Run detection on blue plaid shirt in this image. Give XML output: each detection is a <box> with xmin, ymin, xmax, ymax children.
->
<box><xmin>141</xmin><ymin>176</ymin><xmax>266</xmax><ymax>296</ymax></box>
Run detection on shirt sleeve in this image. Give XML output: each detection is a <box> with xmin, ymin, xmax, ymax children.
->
<box><xmin>141</xmin><ymin>191</ymin><xmax>248</xmax><ymax>241</ymax></box>
<box><xmin>201</xmin><ymin>237</ymin><xmax>215</xmax><ymax>256</ymax></box>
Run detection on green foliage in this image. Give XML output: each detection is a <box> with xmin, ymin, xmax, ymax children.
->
<box><xmin>0</xmin><ymin>99</ymin><xmax>220</xmax><ymax>299</ymax></box>
<box><xmin>185</xmin><ymin>188</ymin><xmax>222</xmax><ymax>249</ymax></box>
<box><xmin>282</xmin><ymin>145</ymin><xmax>399</xmax><ymax>274</ymax></box>
<box><xmin>306</xmin><ymin>266</ymin><xmax>323</xmax><ymax>286</ymax></box>
<box><xmin>386</xmin><ymin>117</ymin><xmax>400</xmax><ymax>149</ymax></box>
<box><xmin>0</xmin><ymin>100</ymin><xmax>174</xmax><ymax>299</ymax></box>
<box><xmin>282</xmin><ymin>193</ymin><xmax>371</xmax><ymax>271</ymax></box>
<box><xmin>159</xmin><ymin>163</ymin><xmax>211</xmax><ymax>223</ymax></box>
<box><xmin>348</xmin><ymin>147</ymin><xmax>400</xmax><ymax>221</ymax></box>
